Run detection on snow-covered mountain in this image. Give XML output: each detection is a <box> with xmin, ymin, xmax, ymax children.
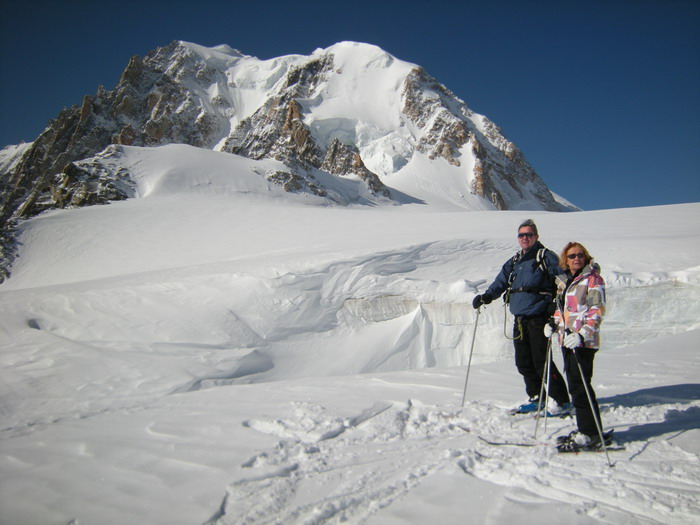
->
<box><xmin>0</xmin><ymin>41</ymin><xmax>574</xmax><ymax>230</ymax></box>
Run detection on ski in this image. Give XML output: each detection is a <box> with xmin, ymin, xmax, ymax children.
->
<box><xmin>556</xmin><ymin>429</ymin><xmax>613</xmax><ymax>444</ymax></box>
<box><xmin>509</xmin><ymin>408</ymin><xmax>535</xmax><ymax>416</ymax></box>
<box><xmin>557</xmin><ymin>444</ymin><xmax>626</xmax><ymax>453</ymax></box>
<box><xmin>555</xmin><ymin>430</ymin><xmax>625</xmax><ymax>453</ymax></box>
<box><xmin>509</xmin><ymin>408</ymin><xmax>572</xmax><ymax>418</ymax></box>
<box><xmin>478</xmin><ymin>434</ymin><xmax>626</xmax><ymax>452</ymax></box>
<box><xmin>509</xmin><ymin>407</ymin><xmax>531</xmax><ymax>416</ymax></box>
<box><xmin>536</xmin><ymin>412</ymin><xmax>573</xmax><ymax>419</ymax></box>
<box><xmin>477</xmin><ymin>435</ymin><xmax>542</xmax><ymax>447</ymax></box>
<box><xmin>461</xmin><ymin>426</ymin><xmax>625</xmax><ymax>452</ymax></box>
<box><xmin>509</xmin><ymin>401</ymin><xmax>573</xmax><ymax>418</ymax></box>
<box><xmin>509</xmin><ymin>404</ymin><xmax>540</xmax><ymax>416</ymax></box>
<box><xmin>476</xmin><ymin>432</ymin><xmax>626</xmax><ymax>452</ymax></box>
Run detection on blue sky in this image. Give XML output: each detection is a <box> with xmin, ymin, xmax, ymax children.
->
<box><xmin>1</xmin><ymin>0</ymin><xmax>698</xmax><ymax>211</ymax></box>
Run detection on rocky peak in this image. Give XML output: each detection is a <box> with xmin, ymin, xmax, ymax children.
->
<box><xmin>1</xmin><ymin>40</ymin><xmax>573</xmax><ymax>281</ymax></box>
<box><xmin>400</xmin><ymin>66</ymin><xmax>559</xmax><ymax>211</ymax></box>
<box><xmin>222</xmin><ymin>52</ymin><xmax>389</xmax><ymax>198</ymax></box>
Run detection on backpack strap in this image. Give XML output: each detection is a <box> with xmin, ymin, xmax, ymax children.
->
<box><xmin>535</xmin><ymin>248</ymin><xmax>548</xmax><ymax>273</ymax></box>
<box><xmin>506</xmin><ymin>247</ymin><xmax>557</xmax><ymax>304</ymax></box>
<box><xmin>504</xmin><ymin>252</ymin><xmax>521</xmax><ymax>304</ymax></box>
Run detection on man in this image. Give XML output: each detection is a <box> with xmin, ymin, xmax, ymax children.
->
<box><xmin>472</xmin><ymin>219</ymin><xmax>571</xmax><ymax>415</ymax></box>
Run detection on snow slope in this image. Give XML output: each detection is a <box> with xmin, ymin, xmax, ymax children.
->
<box><xmin>0</xmin><ymin>144</ymin><xmax>699</xmax><ymax>524</ymax></box>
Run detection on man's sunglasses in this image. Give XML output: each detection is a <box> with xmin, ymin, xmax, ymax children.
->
<box><xmin>517</xmin><ymin>232</ymin><xmax>535</xmax><ymax>238</ymax></box>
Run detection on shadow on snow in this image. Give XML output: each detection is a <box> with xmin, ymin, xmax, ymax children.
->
<box><xmin>600</xmin><ymin>383</ymin><xmax>700</xmax><ymax>443</ymax></box>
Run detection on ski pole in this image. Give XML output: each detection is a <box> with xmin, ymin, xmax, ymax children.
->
<box><xmin>573</xmin><ymin>348</ymin><xmax>613</xmax><ymax>467</ymax></box>
<box><xmin>534</xmin><ymin>335</ymin><xmax>553</xmax><ymax>438</ymax></box>
<box><xmin>461</xmin><ymin>306</ymin><xmax>481</xmax><ymax>406</ymax></box>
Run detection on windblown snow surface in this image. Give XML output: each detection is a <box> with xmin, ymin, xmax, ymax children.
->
<box><xmin>1</xmin><ymin>145</ymin><xmax>699</xmax><ymax>525</ymax></box>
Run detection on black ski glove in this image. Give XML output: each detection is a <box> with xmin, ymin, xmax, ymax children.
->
<box><xmin>472</xmin><ymin>293</ymin><xmax>492</xmax><ymax>309</ymax></box>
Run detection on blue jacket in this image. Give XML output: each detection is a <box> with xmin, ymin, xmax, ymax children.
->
<box><xmin>485</xmin><ymin>241</ymin><xmax>563</xmax><ymax>317</ymax></box>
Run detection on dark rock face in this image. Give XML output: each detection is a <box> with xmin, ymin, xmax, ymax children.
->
<box><xmin>321</xmin><ymin>139</ymin><xmax>389</xmax><ymax>197</ymax></box>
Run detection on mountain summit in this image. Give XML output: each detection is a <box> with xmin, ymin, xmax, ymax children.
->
<box><xmin>0</xmin><ymin>40</ymin><xmax>575</xmax><ymax>277</ymax></box>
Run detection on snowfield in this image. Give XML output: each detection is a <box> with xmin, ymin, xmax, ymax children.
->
<box><xmin>0</xmin><ymin>144</ymin><xmax>699</xmax><ymax>524</ymax></box>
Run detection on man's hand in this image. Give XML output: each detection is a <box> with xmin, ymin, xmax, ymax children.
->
<box><xmin>472</xmin><ymin>293</ymin><xmax>492</xmax><ymax>309</ymax></box>
<box><xmin>544</xmin><ymin>318</ymin><xmax>557</xmax><ymax>338</ymax></box>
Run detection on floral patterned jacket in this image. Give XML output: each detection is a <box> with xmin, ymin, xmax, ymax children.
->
<box><xmin>553</xmin><ymin>262</ymin><xmax>606</xmax><ymax>349</ymax></box>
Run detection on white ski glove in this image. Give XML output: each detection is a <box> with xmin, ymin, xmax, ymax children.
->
<box><xmin>564</xmin><ymin>332</ymin><xmax>584</xmax><ymax>349</ymax></box>
<box><xmin>544</xmin><ymin>319</ymin><xmax>557</xmax><ymax>338</ymax></box>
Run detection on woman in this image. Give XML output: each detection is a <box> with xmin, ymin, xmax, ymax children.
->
<box><xmin>545</xmin><ymin>242</ymin><xmax>609</xmax><ymax>452</ymax></box>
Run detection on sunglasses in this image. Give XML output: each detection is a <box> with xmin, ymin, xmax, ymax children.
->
<box><xmin>517</xmin><ymin>232</ymin><xmax>535</xmax><ymax>238</ymax></box>
<box><xmin>567</xmin><ymin>253</ymin><xmax>586</xmax><ymax>260</ymax></box>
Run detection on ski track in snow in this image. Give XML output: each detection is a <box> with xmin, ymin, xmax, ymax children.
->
<box><xmin>208</xmin><ymin>398</ymin><xmax>700</xmax><ymax>525</ymax></box>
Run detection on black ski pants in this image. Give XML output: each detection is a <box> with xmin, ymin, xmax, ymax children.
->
<box><xmin>513</xmin><ymin>314</ymin><xmax>569</xmax><ymax>406</ymax></box>
<box><xmin>562</xmin><ymin>347</ymin><xmax>602</xmax><ymax>438</ymax></box>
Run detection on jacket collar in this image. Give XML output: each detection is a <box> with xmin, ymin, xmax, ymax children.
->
<box><xmin>520</xmin><ymin>240</ymin><xmax>544</xmax><ymax>258</ymax></box>
<box><xmin>567</xmin><ymin>261</ymin><xmax>599</xmax><ymax>280</ymax></box>
<box><xmin>555</xmin><ymin>261</ymin><xmax>600</xmax><ymax>287</ymax></box>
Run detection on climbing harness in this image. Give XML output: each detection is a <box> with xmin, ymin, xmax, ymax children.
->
<box><xmin>502</xmin><ymin>247</ymin><xmax>555</xmax><ymax>341</ymax></box>
<box><xmin>503</xmin><ymin>304</ymin><xmax>524</xmax><ymax>340</ymax></box>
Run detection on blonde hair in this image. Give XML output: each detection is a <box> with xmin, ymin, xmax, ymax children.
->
<box><xmin>559</xmin><ymin>242</ymin><xmax>593</xmax><ymax>269</ymax></box>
